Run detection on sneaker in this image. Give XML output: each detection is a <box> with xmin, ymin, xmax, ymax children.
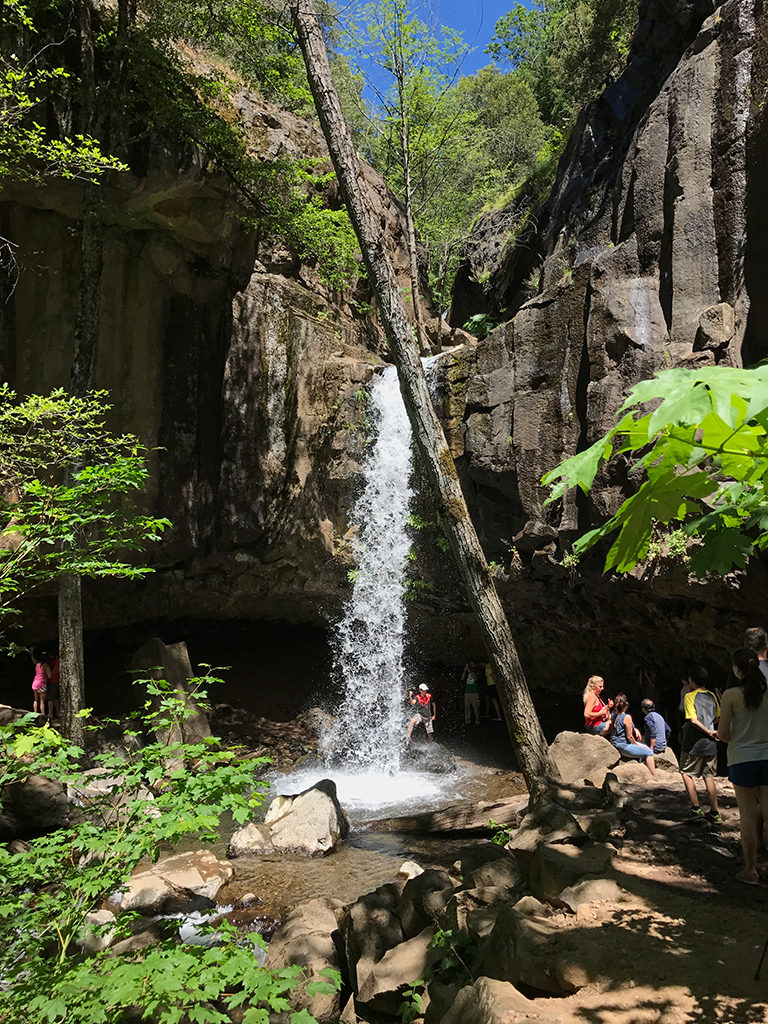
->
<box><xmin>707</xmin><ymin>810</ymin><xmax>723</xmax><ymax>824</ymax></box>
<box><xmin>687</xmin><ymin>806</ymin><xmax>704</xmax><ymax>818</ymax></box>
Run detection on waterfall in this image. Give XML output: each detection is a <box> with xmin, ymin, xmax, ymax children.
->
<box><xmin>325</xmin><ymin>365</ymin><xmax>414</xmax><ymax>770</ymax></box>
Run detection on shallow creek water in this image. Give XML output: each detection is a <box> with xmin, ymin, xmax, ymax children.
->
<box><xmin>208</xmin><ymin>746</ymin><xmax>524</xmax><ymax>925</ymax></box>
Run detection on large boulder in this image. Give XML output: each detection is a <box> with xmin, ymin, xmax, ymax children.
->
<box><xmin>528</xmin><ymin>841</ymin><xmax>614</xmax><ymax>904</ymax></box>
<box><xmin>442</xmin><ymin>887</ymin><xmax>513</xmax><ymax>940</ymax></box>
<box><xmin>549</xmin><ymin>732</ymin><xmax>620</xmax><ymax>786</ymax></box>
<box><xmin>0</xmin><ymin>774</ymin><xmax>69</xmax><ymax>840</ymax></box>
<box><xmin>108</xmin><ymin>850</ymin><xmax>233</xmax><ymax>914</ymax></box>
<box><xmin>439</xmin><ymin>976</ymin><xmax>567</xmax><ymax>1024</ymax></box>
<box><xmin>398</xmin><ymin>869</ymin><xmax>454</xmax><ymax>939</ymax></box>
<box><xmin>265</xmin><ymin>778</ymin><xmax>349</xmax><ymax>856</ymax></box>
<box><xmin>356</xmin><ymin>926</ymin><xmax>438</xmax><ymax>1014</ymax></box>
<box><xmin>265</xmin><ymin>896</ymin><xmax>344</xmax><ymax>1022</ymax></box>
<box><xmin>336</xmin><ymin>882</ymin><xmax>404</xmax><ymax>992</ymax></box>
<box><xmin>129</xmin><ymin>638</ymin><xmax>212</xmax><ymax>748</ymax></box>
<box><xmin>505</xmin><ymin>800</ymin><xmax>586</xmax><ymax>872</ymax></box>
<box><xmin>475</xmin><ymin>902</ymin><xmax>570</xmax><ymax>995</ymax></box>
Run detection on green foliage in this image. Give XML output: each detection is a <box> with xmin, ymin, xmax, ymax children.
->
<box><xmin>462</xmin><ymin>313</ymin><xmax>501</xmax><ymax>340</ymax></box>
<box><xmin>488</xmin><ymin>817</ymin><xmax>515</xmax><ymax>845</ymax></box>
<box><xmin>428</xmin><ymin>926</ymin><xmax>475</xmax><ymax>984</ymax></box>
<box><xmin>0</xmin><ymin>675</ymin><xmax>332</xmax><ymax>1023</ymax></box>
<box><xmin>397</xmin><ymin>980</ymin><xmax>424</xmax><ymax>1024</ymax></box>
<box><xmin>543</xmin><ymin>366</ymin><xmax>768</xmax><ymax>576</ymax></box>
<box><xmin>486</xmin><ymin>0</ymin><xmax>638</xmax><ymax>128</ymax></box>
<box><xmin>0</xmin><ymin>387</ymin><xmax>170</xmax><ymax>630</ymax></box>
<box><xmin>0</xmin><ymin>0</ymin><xmax>125</xmax><ymax>183</ymax></box>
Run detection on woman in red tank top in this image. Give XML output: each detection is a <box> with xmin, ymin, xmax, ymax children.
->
<box><xmin>583</xmin><ymin>675</ymin><xmax>613</xmax><ymax>735</ymax></box>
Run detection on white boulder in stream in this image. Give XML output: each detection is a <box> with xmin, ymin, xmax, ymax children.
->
<box><xmin>263</xmin><ymin>778</ymin><xmax>349</xmax><ymax>856</ymax></box>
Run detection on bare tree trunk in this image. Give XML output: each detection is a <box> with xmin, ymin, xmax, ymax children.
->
<box><xmin>59</xmin><ymin>574</ymin><xmax>85</xmax><ymax>747</ymax></box>
<box><xmin>59</xmin><ymin>0</ymin><xmax>107</xmax><ymax>742</ymax></box>
<box><xmin>290</xmin><ymin>0</ymin><xmax>560</xmax><ymax>797</ymax></box>
<box><xmin>399</xmin><ymin>105</ymin><xmax>426</xmax><ymax>354</ymax></box>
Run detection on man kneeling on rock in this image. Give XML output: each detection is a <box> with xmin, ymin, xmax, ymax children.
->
<box><xmin>407</xmin><ymin>684</ymin><xmax>436</xmax><ymax>742</ymax></box>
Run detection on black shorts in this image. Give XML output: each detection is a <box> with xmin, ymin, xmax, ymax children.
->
<box><xmin>47</xmin><ymin>682</ymin><xmax>60</xmax><ymax>701</ymax></box>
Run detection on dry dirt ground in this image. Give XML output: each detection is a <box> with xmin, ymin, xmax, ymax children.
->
<box><xmin>525</xmin><ymin>777</ymin><xmax>768</xmax><ymax>1024</ymax></box>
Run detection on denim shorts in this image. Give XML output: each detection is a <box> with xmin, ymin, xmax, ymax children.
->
<box><xmin>586</xmin><ymin>721</ymin><xmax>610</xmax><ymax>735</ymax></box>
<box><xmin>728</xmin><ymin>760</ymin><xmax>768</xmax><ymax>787</ymax></box>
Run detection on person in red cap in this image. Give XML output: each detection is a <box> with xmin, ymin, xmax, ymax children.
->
<box><xmin>407</xmin><ymin>684</ymin><xmax>436</xmax><ymax>742</ymax></box>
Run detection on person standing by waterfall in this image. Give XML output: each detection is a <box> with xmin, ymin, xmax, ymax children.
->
<box><xmin>463</xmin><ymin>662</ymin><xmax>481</xmax><ymax>726</ymax></box>
<box><xmin>407</xmin><ymin>684</ymin><xmax>436</xmax><ymax>742</ymax></box>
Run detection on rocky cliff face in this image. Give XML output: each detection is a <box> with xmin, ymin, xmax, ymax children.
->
<box><xmin>430</xmin><ymin>0</ymin><xmax>768</xmax><ymax>692</ymax></box>
<box><xmin>0</xmin><ymin>80</ymin><xmax>431</xmax><ymax>633</ymax></box>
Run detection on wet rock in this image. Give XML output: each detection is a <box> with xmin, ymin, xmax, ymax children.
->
<box><xmin>109</xmin><ymin>929</ymin><xmax>162</xmax><ymax>956</ymax></box>
<box><xmin>398</xmin><ymin>869</ymin><xmax>454</xmax><ymax>939</ymax></box>
<box><xmin>337</xmin><ymin>882</ymin><xmax>404</xmax><ymax>991</ymax></box>
<box><xmin>549</xmin><ymin>732</ymin><xmax>620</xmax><ymax>786</ymax></box>
<box><xmin>265</xmin><ymin>896</ymin><xmax>344</xmax><ymax>1022</ymax></box>
<box><xmin>227</xmin><ymin>822</ymin><xmax>275</xmax><ymax>857</ymax></box>
<box><xmin>0</xmin><ymin>774</ymin><xmax>69</xmax><ymax>840</ymax></box>
<box><xmin>108</xmin><ymin>850</ymin><xmax>233</xmax><ymax>914</ymax></box>
<box><xmin>376</xmin><ymin>793</ymin><xmax>528</xmax><ymax>835</ymax></box>
<box><xmin>401</xmin><ymin>740</ymin><xmax>457</xmax><ymax>774</ymax></box>
<box><xmin>528</xmin><ymin>842</ymin><xmax>613</xmax><ymax>903</ymax></box>
<box><xmin>356</xmin><ymin>926</ymin><xmax>438</xmax><ymax>1014</ymax></box>
<box><xmin>265</xmin><ymin>778</ymin><xmax>349</xmax><ymax>857</ymax></box>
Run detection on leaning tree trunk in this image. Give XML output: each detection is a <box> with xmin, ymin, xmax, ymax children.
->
<box><xmin>290</xmin><ymin>0</ymin><xmax>560</xmax><ymax>797</ymax></box>
<box><xmin>398</xmin><ymin>96</ymin><xmax>426</xmax><ymax>354</ymax></box>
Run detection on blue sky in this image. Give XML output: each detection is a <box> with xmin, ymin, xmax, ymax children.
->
<box><xmin>432</xmin><ymin>0</ymin><xmax>524</xmax><ymax>76</ymax></box>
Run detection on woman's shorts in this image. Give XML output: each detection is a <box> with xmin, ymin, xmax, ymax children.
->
<box><xmin>616</xmin><ymin>742</ymin><xmax>653</xmax><ymax>760</ymax></box>
<box><xmin>586</xmin><ymin>721</ymin><xmax>610</xmax><ymax>735</ymax></box>
<box><xmin>728</xmin><ymin>760</ymin><xmax>768</xmax><ymax>787</ymax></box>
<box><xmin>32</xmin><ymin>684</ymin><xmax>47</xmax><ymax>696</ymax></box>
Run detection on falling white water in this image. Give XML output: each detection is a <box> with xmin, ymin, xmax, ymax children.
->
<box><xmin>324</xmin><ymin>366</ymin><xmax>415</xmax><ymax>769</ymax></box>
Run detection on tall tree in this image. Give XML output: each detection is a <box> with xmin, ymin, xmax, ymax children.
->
<box><xmin>346</xmin><ymin>0</ymin><xmax>469</xmax><ymax>338</ymax></box>
<box><xmin>0</xmin><ymin>389</ymin><xmax>169</xmax><ymax>743</ymax></box>
<box><xmin>290</xmin><ymin>0</ymin><xmax>559</xmax><ymax>797</ymax></box>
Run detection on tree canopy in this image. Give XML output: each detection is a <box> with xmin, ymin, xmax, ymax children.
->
<box><xmin>543</xmin><ymin>366</ymin><xmax>768</xmax><ymax>577</ymax></box>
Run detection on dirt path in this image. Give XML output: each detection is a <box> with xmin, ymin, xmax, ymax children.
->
<box><xmin>527</xmin><ymin>777</ymin><xmax>768</xmax><ymax>1024</ymax></box>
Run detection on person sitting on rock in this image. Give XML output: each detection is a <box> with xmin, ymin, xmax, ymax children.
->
<box><xmin>583</xmin><ymin>675</ymin><xmax>613</xmax><ymax>735</ymax></box>
<box><xmin>407</xmin><ymin>684</ymin><xmax>436</xmax><ymax>742</ymax></box>
<box><xmin>610</xmin><ymin>693</ymin><xmax>657</xmax><ymax>777</ymax></box>
<box><xmin>641</xmin><ymin>699</ymin><xmax>672</xmax><ymax>755</ymax></box>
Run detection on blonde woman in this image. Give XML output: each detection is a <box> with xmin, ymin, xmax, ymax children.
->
<box><xmin>583</xmin><ymin>675</ymin><xmax>613</xmax><ymax>735</ymax></box>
